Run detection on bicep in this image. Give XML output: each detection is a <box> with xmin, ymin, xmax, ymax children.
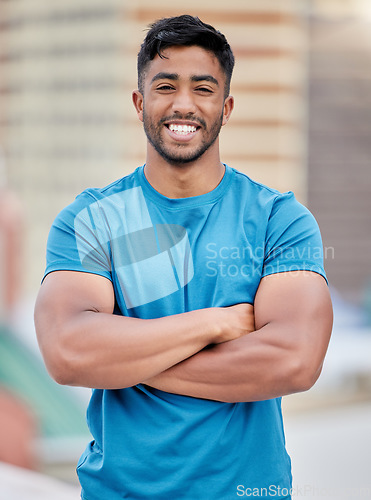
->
<box><xmin>254</xmin><ymin>271</ymin><xmax>333</xmax><ymax>373</ymax></box>
<box><xmin>34</xmin><ymin>270</ymin><xmax>115</xmax><ymax>347</ymax></box>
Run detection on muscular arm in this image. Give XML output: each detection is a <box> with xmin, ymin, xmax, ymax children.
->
<box><xmin>144</xmin><ymin>271</ymin><xmax>333</xmax><ymax>402</ymax></box>
<box><xmin>34</xmin><ymin>270</ymin><xmax>254</xmax><ymax>389</ymax></box>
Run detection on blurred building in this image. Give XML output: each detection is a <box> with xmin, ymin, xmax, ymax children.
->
<box><xmin>0</xmin><ymin>0</ymin><xmax>132</xmax><ymax>296</ymax></box>
<box><xmin>0</xmin><ymin>151</ymin><xmax>23</xmax><ymax>320</ymax></box>
<box><xmin>307</xmin><ymin>0</ymin><xmax>371</xmax><ymax>305</ymax></box>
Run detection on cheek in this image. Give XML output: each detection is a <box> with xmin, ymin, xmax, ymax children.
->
<box><xmin>203</xmin><ymin>99</ymin><xmax>226</xmax><ymax>119</ymax></box>
<box><xmin>143</xmin><ymin>101</ymin><xmax>164</xmax><ymax>123</ymax></box>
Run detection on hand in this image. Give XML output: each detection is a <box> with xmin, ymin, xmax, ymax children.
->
<box><xmin>212</xmin><ymin>303</ymin><xmax>255</xmax><ymax>344</ymax></box>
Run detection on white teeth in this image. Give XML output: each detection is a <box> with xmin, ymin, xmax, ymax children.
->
<box><xmin>169</xmin><ymin>124</ymin><xmax>197</xmax><ymax>134</ymax></box>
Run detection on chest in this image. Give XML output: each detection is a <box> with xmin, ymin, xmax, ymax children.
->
<box><xmin>109</xmin><ymin>201</ymin><xmax>267</xmax><ymax>315</ymax></box>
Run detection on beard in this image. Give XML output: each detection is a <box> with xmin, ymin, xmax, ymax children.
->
<box><xmin>142</xmin><ymin>109</ymin><xmax>224</xmax><ymax>166</ymax></box>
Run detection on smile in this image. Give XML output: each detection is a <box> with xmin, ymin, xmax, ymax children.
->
<box><xmin>168</xmin><ymin>124</ymin><xmax>198</xmax><ymax>135</ymax></box>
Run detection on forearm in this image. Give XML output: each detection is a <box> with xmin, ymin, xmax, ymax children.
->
<box><xmin>144</xmin><ymin>322</ymin><xmax>325</xmax><ymax>403</ymax></box>
<box><xmin>145</xmin><ymin>272</ymin><xmax>333</xmax><ymax>403</ymax></box>
<box><xmin>37</xmin><ymin>307</ymin><xmax>221</xmax><ymax>390</ymax></box>
<box><xmin>35</xmin><ymin>272</ymin><xmax>255</xmax><ymax>390</ymax></box>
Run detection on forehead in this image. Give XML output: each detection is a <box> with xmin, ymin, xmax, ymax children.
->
<box><xmin>144</xmin><ymin>45</ymin><xmax>224</xmax><ymax>85</ymax></box>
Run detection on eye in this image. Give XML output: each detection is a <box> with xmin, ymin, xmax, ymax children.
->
<box><xmin>156</xmin><ymin>84</ymin><xmax>175</xmax><ymax>92</ymax></box>
<box><xmin>195</xmin><ymin>87</ymin><xmax>213</xmax><ymax>94</ymax></box>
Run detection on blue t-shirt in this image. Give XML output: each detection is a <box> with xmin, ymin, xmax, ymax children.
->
<box><xmin>44</xmin><ymin>165</ymin><xmax>326</xmax><ymax>500</ymax></box>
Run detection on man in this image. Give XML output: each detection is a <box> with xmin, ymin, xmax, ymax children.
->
<box><xmin>34</xmin><ymin>15</ymin><xmax>333</xmax><ymax>500</ymax></box>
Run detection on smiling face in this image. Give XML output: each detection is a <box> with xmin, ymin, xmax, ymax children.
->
<box><xmin>133</xmin><ymin>45</ymin><xmax>233</xmax><ymax>167</ymax></box>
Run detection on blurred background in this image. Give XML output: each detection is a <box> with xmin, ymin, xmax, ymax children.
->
<box><xmin>0</xmin><ymin>0</ymin><xmax>370</xmax><ymax>498</ymax></box>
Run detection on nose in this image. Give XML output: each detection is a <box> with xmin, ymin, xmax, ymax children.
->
<box><xmin>171</xmin><ymin>88</ymin><xmax>197</xmax><ymax>115</ymax></box>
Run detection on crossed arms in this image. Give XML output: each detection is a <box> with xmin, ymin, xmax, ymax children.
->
<box><xmin>34</xmin><ymin>269</ymin><xmax>333</xmax><ymax>403</ymax></box>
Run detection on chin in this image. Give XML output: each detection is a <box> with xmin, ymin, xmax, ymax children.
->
<box><xmin>158</xmin><ymin>147</ymin><xmax>208</xmax><ymax>166</ymax></box>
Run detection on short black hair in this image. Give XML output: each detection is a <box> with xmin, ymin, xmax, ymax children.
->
<box><xmin>137</xmin><ymin>15</ymin><xmax>235</xmax><ymax>98</ymax></box>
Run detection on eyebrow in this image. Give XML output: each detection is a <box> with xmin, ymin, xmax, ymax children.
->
<box><xmin>191</xmin><ymin>75</ymin><xmax>219</xmax><ymax>86</ymax></box>
<box><xmin>150</xmin><ymin>72</ymin><xmax>219</xmax><ymax>86</ymax></box>
<box><xmin>151</xmin><ymin>72</ymin><xmax>178</xmax><ymax>84</ymax></box>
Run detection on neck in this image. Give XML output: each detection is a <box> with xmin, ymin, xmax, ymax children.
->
<box><xmin>143</xmin><ymin>146</ymin><xmax>225</xmax><ymax>199</ymax></box>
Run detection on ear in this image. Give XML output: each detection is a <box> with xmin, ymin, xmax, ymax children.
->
<box><xmin>222</xmin><ymin>95</ymin><xmax>234</xmax><ymax>126</ymax></box>
<box><xmin>132</xmin><ymin>90</ymin><xmax>144</xmax><ymax>122</ymax></box>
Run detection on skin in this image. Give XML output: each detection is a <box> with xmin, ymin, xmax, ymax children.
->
<box><xmin>34</xmin><ymin>45</ymin><xmax>333</xmax><ymax>402</ymax></box>
<box><xmin>144</xmin><ymin>271</ymin><xmax>333</xmax><ymax>402</ymax></box>
<box><xmin>132</xmin><ymin>45</ymin><xmax>234</xmax><ymax>198</ymax></box>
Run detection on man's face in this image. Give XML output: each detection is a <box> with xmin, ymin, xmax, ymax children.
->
<box><xmin>134</xmin><ymin>45</ymin><xmax>233</xmax><ymax>166</ymax></box>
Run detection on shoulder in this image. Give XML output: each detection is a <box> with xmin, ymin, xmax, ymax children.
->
<box><xmin>78</xmin><ymin>168</ymin><xmax>140</xmax><ymax>206</ymax></box>
<box><xmin>55</xmin><ymin>168</ymin><xmax>141</xmax><ymax>221</ymax></box>
<box><xmin>229</xmin><ymin>167</ymin><xmax>279</xmax><ymax>197</ymax></box>
<box><xmin>229</xmin><ymin>166</ymin><xmax>311</xmax><ymax>218</ymax></box>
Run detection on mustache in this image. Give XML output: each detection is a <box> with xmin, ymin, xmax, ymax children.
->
<box><xmin>159</xmin><ymin>114</ymin><xmax>207</xmax><ymax>129</ymax></box>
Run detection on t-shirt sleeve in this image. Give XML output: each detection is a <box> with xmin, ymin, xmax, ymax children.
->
<box><xmin>262</xmin><ymin>191</ymin><xmax>327</xmax><ymax>282</ymax></box>
<box><xmin>43</xmin><ymin>192</ymin><xmax>112</xmax><ymax>282</ymax></box>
